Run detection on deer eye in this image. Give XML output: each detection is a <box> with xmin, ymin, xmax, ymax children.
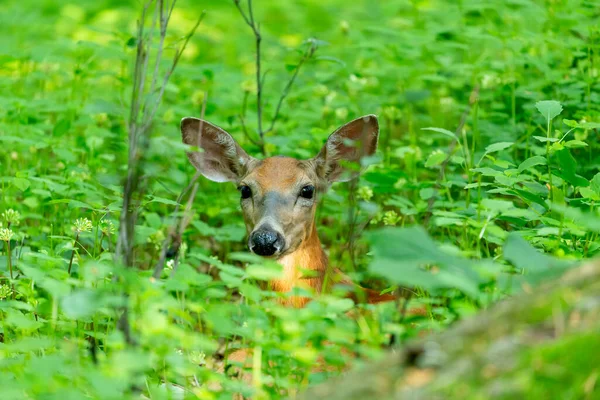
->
<box><xmin>239</xmin><ymin>185</ymin><xmax>252</xmax><ymax>199</ymax></box>
<box><xmin>300</xmin><ymin>185</ymin><xmax>315</xmax><ymax>199</ymax></box>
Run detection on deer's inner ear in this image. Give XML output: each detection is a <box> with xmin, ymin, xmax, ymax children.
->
<box><xmin>181</xmin><ymin>117</ymin><xmax>254</xmax><ymax>182</ymax></box>
<box><xmin>314</xmin><ymin>115</ymin><xmax>379</xmax><ymax>183</ymax></box>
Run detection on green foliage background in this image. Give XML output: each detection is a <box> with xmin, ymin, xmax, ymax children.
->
<box><xmin>1</xmin><ymin>0</ymin><xmax>599</xmax><ymax>398</ymax></box>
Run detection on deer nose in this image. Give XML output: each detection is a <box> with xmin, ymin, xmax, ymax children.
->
<box><xmin>249</xmin><ymin>227</ymin><xmax>284</xmax><ymax>257</ymax></box>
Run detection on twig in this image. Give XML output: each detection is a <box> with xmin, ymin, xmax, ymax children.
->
<box><xmin>264</xmin><ymin>40</ymin><xmax>318</xmax><ymax>135</ymax></box>
<box><xmin>233</xmin><ymin>1</ymin><xmax>318</xmax><ymax>155</ymax></box>
<box><xmin>233</xmin><ymin>0</ymin><xmax>264</xmax><ymax>140</ymax></box>
<box><xmin>142</xmin><ymin>11</ymin><xmax>206</xmax><ymax>132</ymax></box>
<box><xmin>238</xmin><ymin>90</ymin><xmax>262</xmax><ymax>147</ymax></box>
<box><xmin>238</xmin><ymin>115</ymin><xmax>262</xmax><ymax>147</ymax></box>
<box><xmin>422</xmin><ymin>84</ymin><xmax>480</xmax><ymax>227</ymax></box>
<box><xmin>115</xmin><ymin>0</ymin><xmax>202</xmax><ymax>345</ymax></box>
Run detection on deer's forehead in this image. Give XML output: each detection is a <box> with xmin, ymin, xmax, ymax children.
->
<box><xmin>246</xmin><ymin>157</ymin><xmax>314</xmax><ymax>191</ymax></box>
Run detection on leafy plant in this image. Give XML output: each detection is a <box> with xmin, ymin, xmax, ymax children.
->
<box><xmin>0</xmin><ymin>0</ymin><xmax>599</xmax><ymax>398</ymax></box>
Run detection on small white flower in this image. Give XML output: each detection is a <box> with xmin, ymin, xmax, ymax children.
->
<box><xmin>0</xmin><ymin>284</ymin><xmax>12</xmax><ymax>299</ymax></box>
<box><xmin>189</xmin><ymin>351</ymin><xmax>206</xmax><ymax>365</ymax></box>
<box><xmin>357</xmin><ymin>186</ymin><xmax>374</xmax><ymax>201</ymax></box>
<box><xmin>0</xmin><ymin>228</ymin><xmax>14</xmax><ymax>242</ymax></box>
<box><xmin>382</xmin><ymin>211</ymin><xmax>401</xmax><ymax>226</ymax></box>
<box><xmin>100</xmin><ymin>220</ymin><xmax>115</xmax><ymax>235</ymax></box>
<box><xmin>73</xmin><ymin>218</ymin><xmax>93</xmax><ymax>233</ymax></box>
<box><xmin>2</xmin><ymin>209</ymin><xmax>21</xmax><ymax>226</ymax></box>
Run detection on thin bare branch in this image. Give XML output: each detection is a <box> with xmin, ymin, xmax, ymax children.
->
<box><xmin>147</xmin><ymin>0</ymin><xmax>167</xmax><ymax>106</ymax></box>
<box><xmin>264</xmin><ymin>41</ymin><xmax>318</xmax><ymax>135</ymax></box>
<box><xmin>233</xmin><ymin>0</ymin><xmax>252</xmax><ymax>27</ymax></box>
<box><xmin>238</xmin><ymin>115</ymin><xmax>262</xmax><ymax>147</ymax></box>
<box><xmin>233</xmin><ymin>0</ymin><xmax>318</xmax><ymax>155</ymax></box>
<box><xmin>233</xmin><ymin>0</ymin><xmax>264</xmax><ymax>144</ymax></box>
<box><xmin>142</xmin><ymin>11</ymin><xmax>206</xmax><ymax>131</ymax></box>
<box><xmin>116</xmin><ymin>0</ymin><xmax>202</xmax><ymax>345</ymax></box>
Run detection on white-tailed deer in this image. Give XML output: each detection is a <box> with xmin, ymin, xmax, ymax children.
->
<box><xmin>181</xmin><ymin>115</ymin><xmax>395</xmax><ymax>307</ymax></box>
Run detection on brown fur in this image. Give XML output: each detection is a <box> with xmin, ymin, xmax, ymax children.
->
<box><xmin>252</xmin><ymin>157</ymin><xmax>306</xmax><ymax>191</ymax></box>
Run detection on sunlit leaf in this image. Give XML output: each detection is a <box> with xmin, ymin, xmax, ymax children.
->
<box><xmin>518</xmin><ymin>156</ymin><xmax>546</xmax><ymax>173</ymax></box>
<box><xmin>421</xmin><ymin>127</ymin><xmax>458</xmax><ymax>140</ymax></box>
<box><xmin>62</xmin><ymin>290</ymin><xmax>100</xmax><ymax>319</ymax></box>
<box><xmin>535</xmin><ymin>100</ymin><xmax>563</xmax><ymax>122</ymax></box>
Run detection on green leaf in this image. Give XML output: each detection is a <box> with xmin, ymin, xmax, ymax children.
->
<box><xmin>535</xmin><ymin>100</ymin><xmax>563</xmax><ymax>122</ymax></box>
<box><xmin>533</xmin><ymin>136</ymin><xmax>559</xmax><ymax>143</ymax></box>
<box><xmin>52</xmin><ymin>119</ymin><xmax>72</xmax><ymax>137</ymax></box>
<box><xmin>510</xmin><ymin>189</ymin><xmax>549</xmax><ymax>210</ymax></box>
<box><xmin>554</xmin><ymin>148</ymin><xmax>589</xmax><ymax>187</ymax></box>
<box><xmin>148</xmin><ymin>196</ymin><xmax>180</xmax><ymax>206</ymax></box>
<box><xmin>518</xmin><ymin>156</ymin><xmax>547</xmax><ymax>173</ymax></box>
<box><xmin>553</xmin><ymin>205</ymin><xmax>600</xmax><ymax>232</ymax></box>
<box><xmin>3</xmin><ymin>337</ymin><xmax>53</xmax><ymax>353</ymax></box>
<box><xmin>471</xmin><ymin>167</ymin><xmax>501</xmax><ymax>176</ymax></box>
<box><xmin>367</xmin><ymin>227</ymin><xmax>482</xmax><ymax>297</ymax></box>
<box><xmin>421</xmin><ymin>127</ymin><xmax>458</xmax><ymax>140</ymax></box>
<box><xmin>481</xmin><ymin>199</ymin><xmax>514</xmax><ymax>212</ymax></box>
<box><xmin>325</xmin><ymin>297</ymin><xmax>355</xmax><ymax>313</ymax></box>
<box><xmin>579</xmin><ymin>187</ymin><xmax>599</xmax><ymax>201</ymax></box>
<box><xmin>504</xmin><ymin>234</ymin><xmax>557</xmax><ymax>272</ymax></box>
<box><xmin>246</xmin><ymin>262</ymin><xmax>283</xmax><ymax>281</ymax></box>
<box><xmin>5</xmin><ymin>309</ymin><xmax>43</xmax><ymax>331</ymax></box>
<box><xmin>425</xmin><ymin>151</ymin><xmax>447</xmax><ymax>168</ymax></box>
<box><xmin>434</xmin><ymin>217</ymin><xmax>464</xmax><ymax>226</ymax></box>
<box><xmin>581</xmin><ymin>122</ymin><xmax>600</xmax><ymax>129</ymax></box>
<box><xmin>564</xmin><ymin>140</ymin><xmax>588</xmax><ymax>148</ymax></box>
<box><xmin>484</xmin><ymin>142</ymin><xmax>514</xmax><ymax>153</ymax></box>
<box><xmin>314</xmin><ymin>55</ymin><xmax>346</xmax><ymax>66</ymax></box>
<box><xmin>477</xmin><ymin>142</ymin><xmax>514</xmax><ymax>166</ymax></box>
<box><xmin>62</xmin><ymin>290</ymin><xmax>100</xmax><ymax>319</ymax></box>
<box><xmin>590</xmin><ymin>173</ymin><xmax>600</xmax><ymax>194</ymax></box>
<box><xmin>419</xmin><ymin>187</ymin><xmax>435</xmax><ymax>200</ymax></box>
<box><xmin>368</xmin><ymin>227</ymin><xmax>448</xmax><ymax>264</ymax></box>
<box><xmin>503</xmin><ymin>234</ymin><xmax>573</xmax><ymax>287</ymax></box>
<box><xmin>562</xmin><ymin>119</ymin><xmax>579</xmax><ymax>128</ymax></box>
<box><xmin>11</xmin><ymin>177</ymin><xmax>30</xmax><ymax>191</ymax></box>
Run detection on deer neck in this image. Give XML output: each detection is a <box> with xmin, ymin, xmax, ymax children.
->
<box><xmin>268</xmin><ymin>224</ymin><xmax>329</xmax><ymax>304</ymax></box>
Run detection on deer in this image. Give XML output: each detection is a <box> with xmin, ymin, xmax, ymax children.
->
<box><xmin>180</xmin><ymin>114</ymin><xmax>396</xmax><ymax>308</ymax></box>
<box><xmin>180</xmin><ymin>115</ymin><xmax>423</xmax><ymax>394</ymax></box>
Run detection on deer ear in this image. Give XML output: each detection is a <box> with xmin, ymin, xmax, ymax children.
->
<box><xmin>314</xmin><ymin>114</ymin><xmax>379</xmax><ymax>183</ymax></box>
<box><xmin>181</xmin><ymin>117</ymin><xmax>253</xmax><ymax>182</ymax></box>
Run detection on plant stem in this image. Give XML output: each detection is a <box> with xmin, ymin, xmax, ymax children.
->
<box><xmin>68</xmin><ymin>233</ymin><xmax>79</xmax><ymax>275</ymax></box>
<box><xmin>233</xmin><ymin>1</ymin><xmax>263</xmax><ymax>138</ymax></box>
<box><xmin>546</xmin><ymin>117</ymin><xmax>553</xmax><ymax>203</ymax></box>
<box><xmin>6</xmin><ymin>240</ymin><xmax>12</xmax><ymax>280</ymax></box>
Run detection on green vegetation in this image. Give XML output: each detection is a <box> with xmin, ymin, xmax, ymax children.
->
<box><xmin>1</xmin><ymin>0</ymin><xmax>599</xmax><ymax>398</ymax></box>
<box><xmin>300</xmin><ymin>261</ymin><xmax>600</xmax><ymax>400</ymax></box>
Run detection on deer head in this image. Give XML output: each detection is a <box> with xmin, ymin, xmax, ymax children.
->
<box><xmin>181</xmin><ymin>115</ymin><xmax>379</xmax><ymax>259</ymax></box>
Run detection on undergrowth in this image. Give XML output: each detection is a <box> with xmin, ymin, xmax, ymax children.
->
<box><xmin>1</xmin><ymin>0</ymin><xmax>599</xmax><ymax>398</ymax></box>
